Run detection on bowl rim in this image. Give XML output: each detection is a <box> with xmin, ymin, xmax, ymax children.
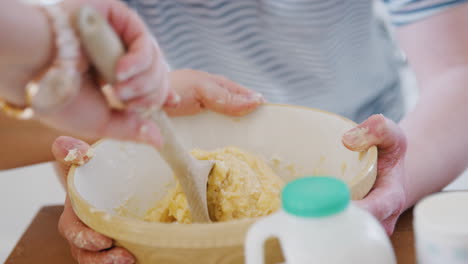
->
<box><xmin>67</xmin><ymin>103</ymin><xmax>378</xmax><ymax>248</ymax></box>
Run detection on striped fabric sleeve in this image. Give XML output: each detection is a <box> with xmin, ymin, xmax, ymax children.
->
<box><xmin>383</xmin><ymin>0</ymin><xmax>468</xmax><ymax>26</ymax></box>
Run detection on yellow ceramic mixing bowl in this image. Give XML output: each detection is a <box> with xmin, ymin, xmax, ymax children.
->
<box><xmin>68</xmin><ymin>104</ymin><xmax>377</xmax><ymax>264</ymax></box>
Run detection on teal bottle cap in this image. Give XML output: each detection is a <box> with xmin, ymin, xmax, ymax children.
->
<box><xmin>282</xmin><ymin>176</ymin><xmax>350</xmax><ymax>218</ymax></box>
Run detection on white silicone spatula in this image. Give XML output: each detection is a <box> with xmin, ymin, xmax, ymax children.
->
<box><xmin>75</xmin><ymin>6</ymin><xmax>212</xmax><ymax>223</ymax></box>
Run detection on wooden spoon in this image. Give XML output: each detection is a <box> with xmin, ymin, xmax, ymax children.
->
<box><xmin>75</xmin><ymin>6</ymin><xmax>212</xmax><ymax>223</ymax></box>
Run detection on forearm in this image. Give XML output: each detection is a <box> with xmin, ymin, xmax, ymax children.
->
<box><xmin>391</xmin><ymin>2</ymin><xmax>468</xmax><ymax>210</ymax></box>
<box><xmin>401</xmin><ymin>68</ymin><xmax>468</xmax><ymax>209</ymax></box>
<box><xmin>0</xmin><ymin>1</ymin><xmax>53</xmax><ymax>105</ymax></box>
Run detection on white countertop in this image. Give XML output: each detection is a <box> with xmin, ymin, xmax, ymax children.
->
<box><xmin>1</xmin><ymin>162</ymin><xmax>467</xmax><ymax>263</ymax></box>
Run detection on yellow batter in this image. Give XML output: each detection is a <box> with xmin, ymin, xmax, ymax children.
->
<box><xmin>144</xmin><ymin>146</ymin><xmax>284</xmax><ymax>223</ymax></box>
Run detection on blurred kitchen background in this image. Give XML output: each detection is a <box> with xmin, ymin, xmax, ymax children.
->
<box><xmin>1</xmin><ymin>2</ymin><xmax>467</xmax><ymax>262</ymax></box>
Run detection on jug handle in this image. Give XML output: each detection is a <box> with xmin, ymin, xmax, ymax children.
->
<box><xmin>245</xmin><ymin>213</ymin><xmax>282</xmax><ymax>264</ymax></box>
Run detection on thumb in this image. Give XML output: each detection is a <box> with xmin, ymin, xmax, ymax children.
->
<box><xmin>51</xmin><ymin>136</ymin><xmax>94</xmax><ymax>188</ymax></box>
<box><xmin>52</xmin><ymin>136</ymin><xmax>93</xmax><ymax>166</ymax></box>
<box><xmin>342</xmin><ymin>114</ymin><xmax>407</xmax><ymax>171</ymax></box>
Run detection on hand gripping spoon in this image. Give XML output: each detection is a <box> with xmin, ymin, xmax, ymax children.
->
<box><xmin>75</xmin><ymin>6</ymin><xmax>213</xmax><ymax>222</ymax></box>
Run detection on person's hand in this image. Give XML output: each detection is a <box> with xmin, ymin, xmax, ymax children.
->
<box><xmin>164</xmin><ymin>69</ymin><xmax>264</xmax><ymax>117</ymax></box>
<box><xmin>342</xmin><ymin>114</ymin><xmax>407</xmax><ymax>235</ymax></box>
<box><xmin>52</xmin><ymin>136</ymin><xmax>135</xmax><ymax>264</ymax></box>
<box><xmin>34</xmin><ymin>0</ymin><xmax>175</xmax><ymax>148</ymax></box>
<box><xmin>52</xmin><ymin>69</ymin><xmax>263</xmax><ymax>264</ymax></box>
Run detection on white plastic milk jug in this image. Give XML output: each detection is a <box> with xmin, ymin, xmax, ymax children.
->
<box><xmin>245</xmin><ymin>176</ymin><xmax>396</xmax><ymax>264</ymax></box>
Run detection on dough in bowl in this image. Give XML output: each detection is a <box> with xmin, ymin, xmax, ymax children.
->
<box><xmin>144</xmin><ymin>146</ymin><xmax>284</xmax><ymax>223</ymax></box>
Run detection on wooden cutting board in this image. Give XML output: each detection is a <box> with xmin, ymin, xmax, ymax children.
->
<box><xmin>6</xmin><ymin>205</ymin><xmax>415</xmax><ymax>264</ymax></box>
<box><xmin>5</xmin><ymin>206</ymin><xmax>73</xmax><ymax>264</ymax></box>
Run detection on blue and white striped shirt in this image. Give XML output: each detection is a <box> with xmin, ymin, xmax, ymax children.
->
<box><xmin>385</xmin><ymin>0</ymin><xmax>468</xmax><ymax>26</ymax></box>
<box><xmin>124</xmin><ymin>0</ymin><xmax>467</xmax><ymax>122</ymax></box>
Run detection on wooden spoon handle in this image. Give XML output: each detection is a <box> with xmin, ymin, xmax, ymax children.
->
<box><xmin>76</xmin><ymin>7</ymin><xmax>123</xmax><ymax>84</ymax></box>
<box><xmin>75</xmin><ymin>6</ymin><xmax>126</xmax><ymax>109</ymax></box>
